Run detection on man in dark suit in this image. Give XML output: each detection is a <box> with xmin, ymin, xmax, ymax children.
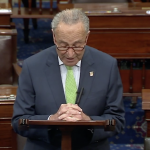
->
<box><xmin>12</xmin><ymin>9</ymin><xmax>125</xmax><ymax>150</ymax></box>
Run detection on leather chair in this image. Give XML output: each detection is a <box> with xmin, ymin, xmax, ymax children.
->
<box><xmin>0</xmin><ymin>35</ymin><xmax>20</xmax><ymax>86</ymax></box>
<box><xmin>0</xmin><ymin>32</ymin><xmax>23</xmax><ymax>150</ymax></box>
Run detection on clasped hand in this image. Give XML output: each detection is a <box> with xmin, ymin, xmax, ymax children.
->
<box><xmin>49</xmin><ymin>103</ymin><xmax>91</xmax><ymax>121</ymax></box>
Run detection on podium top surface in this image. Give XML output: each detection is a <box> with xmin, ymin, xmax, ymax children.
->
<box><xmin>19</xmin><ymin>119</ymin><xmax>115</xmax><ymax>126</ymax></box>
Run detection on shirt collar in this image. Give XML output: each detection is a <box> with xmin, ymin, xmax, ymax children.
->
<box><xmin>58</xmin><ymin>56</ymin><xmax>81</xmax><ymax>67</ymax></box>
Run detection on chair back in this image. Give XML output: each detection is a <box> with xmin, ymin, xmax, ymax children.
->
<box><xmin>0</xmin><ymin>36</ymin><xmax>13</xmax><ymax>85</ymax></box>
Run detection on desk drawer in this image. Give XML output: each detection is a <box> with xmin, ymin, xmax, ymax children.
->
<box><xmin>0</xmin><ymin>15</ymin><xmax>10</xmax><ymax>26</ymax></box>
<box><xmin>0</xmin><ymin>123</ymin><xmax>12</xmax><ymax>147</ymax></box>
<box><xmin>0</xmin><ymin>101</ymin><xmax>14</xmax><ymax>118</ymax></box>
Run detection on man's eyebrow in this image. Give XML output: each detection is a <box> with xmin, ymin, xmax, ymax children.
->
<box><xmin>58</xmin><ymin>40</ymin><xmax>68</xmax><ymax>45</ymax></box>
<box><xmin>73</xmin><ymin>41</ymin><xmax>82</xmax><ymax>44</ymax></box>
<box><xmin>58</xmin><ymin>40</ymin><xmax>83</xmax><ymax>45</ymax></box>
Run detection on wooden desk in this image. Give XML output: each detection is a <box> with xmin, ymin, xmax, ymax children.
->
<box><xmin>0</xmin><ymin>3</ymin><xmax>12</xmax><ymax>27</ymax></box>
<box><xmin>58</xmin><ymin>3</ymin><xmax>150</xmax><ymax>95</ymax></box>
<box><xmin>0</xmin><ymin>86</ymin><xmax>17</xmax><ymax>150</ymax></box>
<box><xmin>0</xmin><ymin>3</ymin><xmax>18</xmax><ymax>150</ymax></box>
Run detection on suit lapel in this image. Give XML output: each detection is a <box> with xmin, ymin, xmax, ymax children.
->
<box><xmin>44</xmin><ymin>46</ymin><xmax>95</xmax><ymax>109</ymax></box>
<box><xmin>44</xmin><ymin>47</ymin><xmax>66</xmax><ymax>108</ymax></box>
<box><xmin>78</xmin><ymin>46</ymin><xmax>95</xmax><ymax>107</ymax></box>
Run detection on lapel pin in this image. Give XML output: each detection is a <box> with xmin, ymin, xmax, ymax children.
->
<box><xmin>90</xmin><ymin>71</ymin><xmax>94</xmax><ymax>77</ymax></box>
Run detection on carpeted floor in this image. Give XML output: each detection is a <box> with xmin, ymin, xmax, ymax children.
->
<box><xmin>14</xmin><ymin>18</ymin><xmax>54</xmax><ymax>62</ymax></box>
<box><xmin>110</xmin><ymin>144</ymin><xmax>143</xmax><ymax>150</ymax></box>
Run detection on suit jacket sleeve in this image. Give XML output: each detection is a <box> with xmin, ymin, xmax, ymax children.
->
<box><xmin>90</xmin><ymin>59</ymin><xmax>125</xmax><ymax>142</ymax></box>
<box><xmin>12</xmin><ymin>60</ymin><xmax>50</xmax><ymax>143</ymax></box>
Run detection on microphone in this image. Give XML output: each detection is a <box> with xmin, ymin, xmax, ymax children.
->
<box><xmin>76</xmin><ymin>87</ymin><xmax>84</xmax><ymax>105</ymax></box>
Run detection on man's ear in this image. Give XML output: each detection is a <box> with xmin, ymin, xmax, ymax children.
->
<box><xmin>52</xmin><ymin>29</ymin><xmax>56</xmax><ymax>44</ymax></box>
<box><xmin>86</xmin><ymin>31</ymin><xmax>90</xmax><ymax>43</ymax></box>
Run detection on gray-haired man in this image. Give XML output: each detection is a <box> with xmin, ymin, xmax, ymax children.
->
<box><xmin>12</xmin><ymin>9</ymin><xmax>125</xmax><ymax>150</ymax></box>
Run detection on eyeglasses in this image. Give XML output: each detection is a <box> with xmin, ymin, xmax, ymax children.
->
<box><xmin>57</xmin><ymin>46</ymin><xmax>85</xmax><ymax>52</ymax></box>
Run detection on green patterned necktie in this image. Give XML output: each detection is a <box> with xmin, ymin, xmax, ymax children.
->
<box><xmin>65</xmin><ymin>66</ymin><xmax>77</xmax><ymax>104</ymax></box>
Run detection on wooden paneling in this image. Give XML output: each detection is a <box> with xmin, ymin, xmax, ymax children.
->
<box><xmin>120</xmin><ymin>70</ymin><xmax>130</xmax><ymax>92</ymax></box>
<box><xmin>0</xmin><ymin>3</ymin><xmax>12</xmax><ymax>27</ymax></box>
<box><xmin>89</xmin><ymin>16</ymin><xmax>150</xmax><ymax>28</ymax></box>
<box><xmin>145</xmin><ymin>71</ymin><xmax>150</xmax><ymax>89</ymax></box>
<box><xmin>0</xmin><ymin>102</ymin><xmax>14</xmax><ymax>118</ymax></box>
<box><xmin>0</xmin><ymin>101</ymin><xmax>16</xmax><ymax>150</ymax></box>
<box><xmin>0</xmin><ymin>87</ymin><xmax>17</xmax><ymax>150</ymax></box>
<box><xmin>0</xmin><ymin>15</ymin><xmax>11</xmax><ymax>26</ymax></box>
<box><xmin>142</xmin><ymin>89</ymin><xmax>150</xmax><ymax>110</ymax></box>
<box><xmin>132</xmin><ymin>69</ymin><xmax>143</xmax><ymax>92</ymax></box>
<box><xmin>0</xmin><ymin>120</ymin><xmax>13</xmax><ymax>147</ymax></box>
<box><xmin>88</xmin><ymin>28</ymin><xmax>150</xmax><ymax>58</ymax></box>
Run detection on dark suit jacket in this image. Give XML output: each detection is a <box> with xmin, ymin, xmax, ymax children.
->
<box><xmin>12</xmin><ymin>45</ymin><xmax>125</xmax><ymax>150</ymax></box>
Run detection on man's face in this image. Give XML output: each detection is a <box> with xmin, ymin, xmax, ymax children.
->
<box><xmin>52</xmin><ymin>22</ymin><xmax>89</xmax><ymax>66</ymax></box>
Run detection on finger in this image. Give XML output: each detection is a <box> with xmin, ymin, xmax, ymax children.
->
<box><xmin>63</xmin><ymin>116</ymin><xmax>79</xmax><ymax>122</ymax></box>
<box><xmin>58</xmin><ymin>109</ymin><xmax>80</xmax><ymax>120</ymax></box>
<box><xmin>67</xmin><ymin>108</ymin><xmax>81</xmax><ymax>115</ymax></box>
<box><xmin>71</xmin><ymin>114</ymin><xmax>82</xmax><ymax>120</ymax></box>
<box><xmin>67</xmin><ymin>103</ymin><xmax>82</xmax><ymax>112</ymax></box>
<box><xmin>58</xmin><ymin>104</ymin><xmax>69</xmax><ymax>115</ymax></box>
<box><xmin>58</xmin><ymin>113</ymin><xmax>70</xmax><ymax>120</ymax></box>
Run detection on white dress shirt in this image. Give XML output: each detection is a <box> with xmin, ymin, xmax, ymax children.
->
<box><xmin>58</xmin><ymin>56</ymin><xmax>81</xmax><ymax>93</ymax></box>
<box><xmin>48</xmin><ymin>57</ymin><xmax>81</xmax><ymax>120</ymax></box>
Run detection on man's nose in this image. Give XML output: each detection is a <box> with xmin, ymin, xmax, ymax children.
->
<box><xmin>67</xmin><ymin>48</ymin><xmax>74</xmax><ymax>57</ymax></box>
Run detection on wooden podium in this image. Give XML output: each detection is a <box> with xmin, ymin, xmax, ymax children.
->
<box><xmin>19</xmin><ymin>119</ymin><xmax>115</xmax><ymax>150</ymax></box>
